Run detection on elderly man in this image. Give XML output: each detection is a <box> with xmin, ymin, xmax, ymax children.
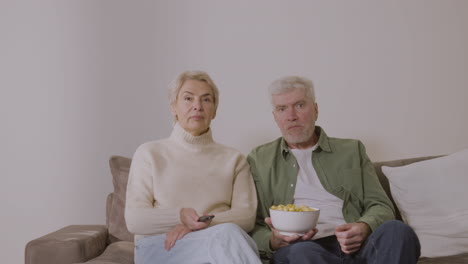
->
<box><xmin>248</xmin><ymin>76</ymin><xmax>420</xmax><ymax>264</ymax></box>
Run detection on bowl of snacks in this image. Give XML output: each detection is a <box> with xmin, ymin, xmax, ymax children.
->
<box><xmin>269</xmin><ymin>204</ymin><xmax>320</xmax><ymax>236</ymax></box>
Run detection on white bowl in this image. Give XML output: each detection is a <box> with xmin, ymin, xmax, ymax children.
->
<box><xmin>269</xmin><ymin>207</ymin><xmax>320</xmax><ymax>236</ymax></box>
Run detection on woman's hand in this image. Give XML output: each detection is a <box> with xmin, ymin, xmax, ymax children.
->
<box><xmin>164</xmin><ymin>224</ymin><xmax>191</xmax><ymax>251</ymax></box>
<box><xmin>180</xmin><ymin>208</ymin><xmax>212</xmax><ymax>231</ymax></box>
<box><xmin>265</xmin><ymin>217</ymin><xmax>318</xmax><ymax>250</ymax></box>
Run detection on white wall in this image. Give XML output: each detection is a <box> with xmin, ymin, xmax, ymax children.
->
<box><xmin>1</xmin><ymin>1</ymin><xmax>467</xmax><ymax>263</ymax></box>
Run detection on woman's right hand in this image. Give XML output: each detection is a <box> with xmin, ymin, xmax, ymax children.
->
<box><xmin>180</xmin><ymin>207</ymin><xmax>211</xmax><ymax>231</ymax></box>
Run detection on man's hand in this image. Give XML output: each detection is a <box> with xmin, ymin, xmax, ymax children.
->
<box><xmin>265</xmin><ymin>217</ymin><xmax>318</xmax><ymax>250</ymax></box>
<box><xmin>180</xmin><ymin>208</ymin><xmax>211</xmax><ymax>231</ymax></box>
<box><xmin>164</xmin><ymin>224</ymin><xmax>191</xmax><ymax>251</ymax></box>
<box><xmin>335</xmin><ymin>222</ymin><xmax>371</xmax><ymax>254</ymax></box>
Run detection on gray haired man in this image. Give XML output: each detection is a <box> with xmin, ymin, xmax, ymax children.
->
<box><xmin>248</xmin><ymin>76</ymin><xmax>420</xmax><ymax>264</ymax></box>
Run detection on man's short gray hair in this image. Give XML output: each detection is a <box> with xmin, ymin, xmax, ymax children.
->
<box><xmin>268</xmin><ymin>76</ymin><xmax>316</xmax><ymax>104</ymax></box>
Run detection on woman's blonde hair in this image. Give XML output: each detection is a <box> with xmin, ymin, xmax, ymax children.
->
<box><xmin>168</xmin><ymin>70</ymin><xmax>219</xmax><ymax>111</ymax></box>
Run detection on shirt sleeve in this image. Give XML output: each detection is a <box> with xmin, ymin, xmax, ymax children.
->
<box><xmin>356</xmin><ymin>141</ymin><xmax>396</xmax><ymax>231</ymax></box>
<box><xmin>124</xmin><ymin>145</ymin><xmax>181</xmax><ymax>236</ymax></box>
<box><xmin>247</xmin><ymin>150</ymin><xmax>275</xmax><ymax>259</ymax></box>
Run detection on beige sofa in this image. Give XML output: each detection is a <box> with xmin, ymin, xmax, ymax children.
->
<box><xmin>25</xmin><ymin>155</ymin><xmax>468</xmax><ymax>264</ymax></box>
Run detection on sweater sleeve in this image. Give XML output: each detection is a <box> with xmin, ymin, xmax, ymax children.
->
<box><xmin>210</xmin><ymin>155</ymin><xmax>257</xmax><ymax>233</ymax></box>
<box><xmin>124</xmin><ymin>144</ymin><xmax>182</xmax><ymax>236</ymax></box>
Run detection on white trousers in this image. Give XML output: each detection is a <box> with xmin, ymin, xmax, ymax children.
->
<box><xmin>135</xmin><ymin>223</ymin><xmax>262</xmax><ymax>264</ymax></box>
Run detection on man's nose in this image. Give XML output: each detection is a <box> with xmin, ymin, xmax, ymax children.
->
<box><xmin>286</xmin><ymin>108</ymin><xmax>297</xmax><ymax>121</ymax></box>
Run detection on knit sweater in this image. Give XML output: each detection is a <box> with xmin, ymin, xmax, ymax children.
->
<box><xmin>125</xmin><ymin>123</ymin><xmax>257</xmax><ymax>241</ymax></box>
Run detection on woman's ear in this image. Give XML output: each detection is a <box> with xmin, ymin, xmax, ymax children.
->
<box><xmin>170</xmin><ymin>104</ymin><xmax>177</xmax><ymax>120</ymax></box>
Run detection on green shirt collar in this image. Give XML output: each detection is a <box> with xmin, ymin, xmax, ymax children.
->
<box><xmin>280</xmin><ymin>125</ymin><xmax>332</xmax><ymax>158</ymax></box>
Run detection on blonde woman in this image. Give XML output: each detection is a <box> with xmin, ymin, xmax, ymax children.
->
<box><xmin>125</xmin><ymin>71</ymin><xmax>261</xmax><ymax>264</ymax></box>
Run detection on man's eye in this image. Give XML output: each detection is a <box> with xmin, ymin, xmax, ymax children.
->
<box><xmin>203</xmin><ymin>97</ymin><xmax>212</xmax><ymax>102</ymax></box>
<box><xmin>184</xmin><ymin>97</ymin><xmax>192</xmax><ymax>101</ymax></box>
<box><xmin>276</xmin><ymin>107</ymin><xmax>285</xmax><ymax>112</ymax></box>
<box><xmin>297</xmin><ymin>103</ymin><xmax>304</xmax><ymax>108</ymax></box>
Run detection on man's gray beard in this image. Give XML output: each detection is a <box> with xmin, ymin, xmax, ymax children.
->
<box><xmin>284</xmin><ymin>128</ymin><xmax>314</xmax><ymax>144</ymax></box>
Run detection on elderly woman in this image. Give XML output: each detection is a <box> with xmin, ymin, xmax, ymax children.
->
<box><xmin>125</xmin><ymin>71</ymin><xmax>260</xmax><ymax>264</ymax></box>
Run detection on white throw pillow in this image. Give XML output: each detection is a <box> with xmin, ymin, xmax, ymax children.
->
<box><xmin>382</xmin><ymin>148</ymin><xmax>468</xmax><ymax>258</ymax></box>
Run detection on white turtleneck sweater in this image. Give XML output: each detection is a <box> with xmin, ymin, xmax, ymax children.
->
<box><xmin>125</xmin><ymin>123</ymin><xmax>257</xmax><ymax>241</ymax></box>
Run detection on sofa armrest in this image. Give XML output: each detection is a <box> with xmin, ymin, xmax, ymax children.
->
<box><xmin>25</xmin><ymin>225</ymin><xmax>108</xmax><ymax>264</ymax></box>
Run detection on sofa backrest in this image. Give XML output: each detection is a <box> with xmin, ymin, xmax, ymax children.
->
<box><xmin>105</xmin><ymin>154</ymin><xmax>442</xmax><ymax>242</ymax></box>
<box><xmin>107</xmin><ymin>155</ymin><xmax>134</xmax><ymax>242</ymax></box>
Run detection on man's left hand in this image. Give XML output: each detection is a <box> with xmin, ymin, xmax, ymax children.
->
<box><xmin>335</xmin><ymin>222</ymin><xmax>371</xmax><ymax>254</ymax></box>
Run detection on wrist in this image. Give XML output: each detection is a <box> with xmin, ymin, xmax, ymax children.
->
<box><xmin>179</xmin><ymin>208</ymin><xmax>187</xmax><ymax>223</ymax></box>
<box><xmin>269</xmin><ymin>235</ymin><xmax>278</xmax><ymax>251</ymax></box>
<box><xmin>357</xmin><ymin>221</ymin><xmax>370</xmax><ymax>228</ymax></box>
<box><xmin>356</xmin><ymin>221</ymin><xmax>371</xmax><ymax>236</ymax></box>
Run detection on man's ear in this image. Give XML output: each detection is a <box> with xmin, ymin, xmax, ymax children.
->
<box><xmin>272</xmin><ymin>110</ymin><xmax>280</xmax><ymax>124</ymax></box>
<box><xmin>314</xmin><ymin>103</ymin><xmax>319</xmax><ymax>121</ymax></box>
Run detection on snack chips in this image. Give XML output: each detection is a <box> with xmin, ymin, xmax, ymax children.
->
<box><xmin>270</xmin><ymin>204</ymin><xmax>315</xmax><ymax>212</ymax></box>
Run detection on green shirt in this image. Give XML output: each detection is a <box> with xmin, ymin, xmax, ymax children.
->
<box><xmin>247</xmin><ymin>126</ymin><xmax>395</xmax><ymax>259</ymax></box>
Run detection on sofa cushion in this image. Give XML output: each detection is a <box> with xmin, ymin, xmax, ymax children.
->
<box><xmin>418</xmin><ymin>252</ymin><xmax>468</xmax><ymax>264</ymax></box>
<box><xmin>382</xmin><ymin>148</ymin><xmax>468</xmax><ymax>258</ymax></box>
<box><xmin>108</xmin><ymin>156</ymin><xmax>134</xmax><ymax>242</ymax></box>
<box><xmin>77</xmin><ymin>241</ymin><xmax>134</xmax><ymax>264</ymax></box>
<box><xmin>373</xmin><ymin>155</ymin><xmax>442</xmax><ymax>221</ymax></box>
<box><xmin>26</xmin><ymin>225</ymin><xmax>108</xmax><ymax>264</ymax></box>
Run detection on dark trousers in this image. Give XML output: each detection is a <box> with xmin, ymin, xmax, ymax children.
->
<box><xmin>272</xmin><ymin>220</ymin><xmax>421</xmax><ymax>264</ymax></box>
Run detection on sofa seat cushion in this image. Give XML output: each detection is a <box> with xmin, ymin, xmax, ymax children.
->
<box><xmin>78</xmin><ymin>241</ymin><xmax>134</xmax><ymax>264</ymax></box>
<box><xmin>418</xmin><ymin>252</ymin><xmax>468</xmax><ymax>263</ymax></box>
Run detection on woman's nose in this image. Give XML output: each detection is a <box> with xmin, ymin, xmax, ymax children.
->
<box><xmin>193</xmin><ymin>99</ymin><xmax>203</xmax><ymax>110</ymax></box>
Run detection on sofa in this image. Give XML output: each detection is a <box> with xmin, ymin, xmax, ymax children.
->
<box><xmin>25</xmin><ymin>155</ymin><xmax>468</xmax><ymax>264</ymax></box>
